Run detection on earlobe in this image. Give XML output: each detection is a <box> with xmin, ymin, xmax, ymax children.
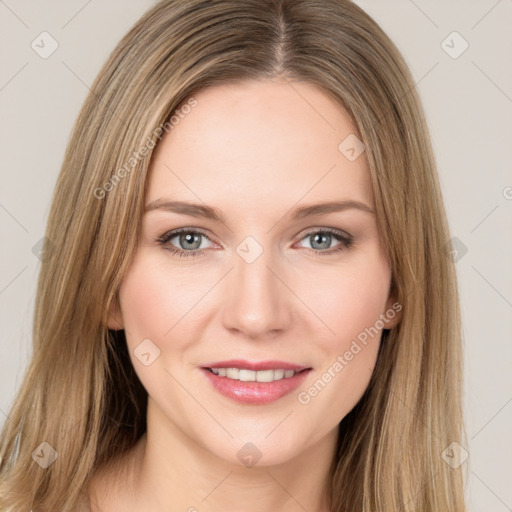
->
<box><xmin>383</xmin><ymin>290</ymin><xmax>403</xmax><ymax>330</ymax></box>
<box><xmin>107</xmin><ymin>297</ymin><xmax>124</xmax><ymax>330</ymax></box>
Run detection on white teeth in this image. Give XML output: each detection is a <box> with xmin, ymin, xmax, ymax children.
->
<box><xmin>256</xmin><ymin>369</ymin><xmax>275</xmax><ymax>382</ymax></box>
<box><xmin>226</xmin><ymin>368</ymin><xmax>239</xmax><ymax>379</ymax></box>
<box><xmin>209</xmin><ymin>367</ymin><xmax>299</xmax><ymax>382</ymax></box>
<box><xmin>239</xmin><ymin>369</ymin><xmax>256</xmax><ymax>382</ymax></box>
<box><xmin>273</xmin><ymin>369</ymin><xmax>284</xmax><ymax>380</ymax></box>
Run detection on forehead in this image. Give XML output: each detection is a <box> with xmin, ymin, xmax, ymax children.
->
<box><xmin>146</xmin><ymin>79</ymin><xmax>373</xmax><ymax>214</ymax></box>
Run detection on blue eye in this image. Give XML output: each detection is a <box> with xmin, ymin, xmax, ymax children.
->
<box><xmin>296</xmin><ymin>229</ymin><xmax>353</xmax><ymax>254</ymax></box>
<box><xmin>156</xmin><ymin>227</ymin><xmax>353</xmax><ymax>258</ymax></box>
<box><xmin>157</xmin><ymin>228</ymin><xmax>212</xmax><ymax>258</ymax></box>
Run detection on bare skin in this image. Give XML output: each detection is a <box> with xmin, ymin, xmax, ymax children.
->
<box><xmin>88</xmin><ymin>78</ymin><xmax>400</xmax><ymax>512</ymax></box>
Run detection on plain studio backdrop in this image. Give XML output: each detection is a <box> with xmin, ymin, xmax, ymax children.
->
<box><xmin>0</xmin><ymin>1</ymin><xmax>511</xmax><ymax>510</ymax></box>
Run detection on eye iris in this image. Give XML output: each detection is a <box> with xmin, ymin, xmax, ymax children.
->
<box><xmin>180</xmin><ymin>232</ymin><xmax>202</xmax><ymax>250</ymax></box>
<box><xmin>311</xmin><ymin>232</ymin><xmax>331</xmax><ymax>250</ymax></box>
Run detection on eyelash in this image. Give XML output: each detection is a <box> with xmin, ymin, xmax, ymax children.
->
<box><xmin>156</xmin><ymin>227</ymin><xmax>353</xmax><ymax>259</ymax></box>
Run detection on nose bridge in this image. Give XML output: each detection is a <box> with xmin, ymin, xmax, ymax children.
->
<box><xmin>220</xmin><ymin>234</ymin><xmax>292</xmax><ymax>337</ymax></box>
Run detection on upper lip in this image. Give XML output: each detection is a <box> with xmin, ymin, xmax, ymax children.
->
<box><xmin>201</xmin><ymin>359</ymin><xmax>311</xmax><ymax>372</ymax></box>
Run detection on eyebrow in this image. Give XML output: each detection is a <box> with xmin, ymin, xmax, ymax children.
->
<box><xmin>144</xmin><ymin>199</ymin><xmax>375</xmax><ymax>222</ymax></box>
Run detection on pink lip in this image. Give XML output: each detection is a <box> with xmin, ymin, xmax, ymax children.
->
<box><xmin>200</xmin><ymin>360</ymin><xmax>312</xmax><ymax>405</ymax></box>
<box><xmin>201</xmin><ymin>359</ymin><xmax>309</xmax><ymax>372</ymax></box>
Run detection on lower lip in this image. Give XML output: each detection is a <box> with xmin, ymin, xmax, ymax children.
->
<box><xmin>200</xmin><ymin>368</ymin><xmax>311</xmax><ymax>405</ymax></box>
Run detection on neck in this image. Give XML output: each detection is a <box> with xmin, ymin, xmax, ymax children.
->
<box><xmin>89</xmin><ymin>397</ymin><xmax>337</xmax><ymax>512</ymax></box>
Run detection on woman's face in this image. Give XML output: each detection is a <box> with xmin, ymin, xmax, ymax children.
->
<box><xmin>110</xmin><ymin>79</ymin><xmax>400</xmax><ymax>466</ymax></box>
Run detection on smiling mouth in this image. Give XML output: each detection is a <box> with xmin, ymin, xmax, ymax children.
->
<box><xmin>204</xmin><ymin>367</ymin><xmax>309</xmax><ymax>382</ymax></box>
<box><xmin>200</xmin><ymin>359</ymin><xmax>313</xmax><ymax>404</ymax></box>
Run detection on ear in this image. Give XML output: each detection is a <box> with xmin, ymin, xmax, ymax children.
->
<box><xmin>107</xmin><ymin>295</ymin><xmax>124</xmax><ymax>330</ymax></box>
<box><xmin>382</xmin><ymin>284</ymin><xmax>403</xmax><ymax>330</ymax></box>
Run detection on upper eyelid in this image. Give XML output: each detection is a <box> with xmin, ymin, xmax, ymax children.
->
<box><xmin>295</xmin><ymin>226</ymin><xmax>352</xmax><ymax>240</ymax></box>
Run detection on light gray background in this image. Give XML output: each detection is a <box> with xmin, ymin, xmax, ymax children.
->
<box><xmin>1</xmin><ymin>1</ymin><xmax>511</xmax><ymax>510</ymax></box>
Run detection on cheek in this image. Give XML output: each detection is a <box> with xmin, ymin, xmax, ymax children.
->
<box><xmin>327</xmin><ymin>270</ymin><xmax>389</xmax><ymax>347</ymax></box>
<box><xmin>116</xmin><ymin>256</ymin><xmax>200</xmax><ymax>406</ymax></box>
<box><xmin>292</xmin><ymin>253</ymin><xmax>390</xmax><ymax>410</ymax></box>
<box><xmin>297</xmin><ymin>273</ymin><xmax>389</xmax><ymax>424</ymax></box>
<box><xmin>118</xmin><ymin>255</ymin><xmax>202</xmax><ymax>341</ymax></box>
<box><xmin>295</xmin><ymin>251</ymin><xmax>391</xmax><ymax>351</ymax></box>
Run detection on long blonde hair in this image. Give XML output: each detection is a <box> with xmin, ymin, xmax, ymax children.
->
<box><xmin>0</xmin><ymin>0</ymin><xmax>468</xmax><ymax>510</ymax></box>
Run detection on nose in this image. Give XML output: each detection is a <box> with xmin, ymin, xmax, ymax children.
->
<box><xmin>220</xmin><ymin>241</ymin><xmax>293</xmax><ymax>339</ymax></box>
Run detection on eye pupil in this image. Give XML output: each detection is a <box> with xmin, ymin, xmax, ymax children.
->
<box><xmin>311</xmin><ymin>232</ymin><xmax>331</xmax><ymax>250</ymax></box>
<box><xmin>180</xmin><ymin>232</ymin><xmax>202</xmax><ymax>250</ymax></box>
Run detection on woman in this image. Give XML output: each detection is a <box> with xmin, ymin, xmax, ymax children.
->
<box><xmin>0</xmin><ymin>0</ymin><xmax>468</xmax><ymax>510</ymax></box>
